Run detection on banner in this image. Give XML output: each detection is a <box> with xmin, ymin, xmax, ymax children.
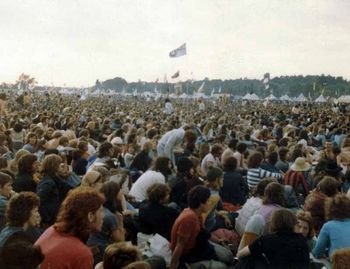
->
<box><xmin>169</xmin><ymin>43</ymin><xmax>186</xmax><ymax>57</ymax></box>
<box><xmin>171</xmin><ymin>71</ymin><xmax>180</xmax><ymax>79</ymax></box>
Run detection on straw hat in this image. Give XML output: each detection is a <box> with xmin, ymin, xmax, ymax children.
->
<box><xmin>290</xmin><ymin>157</ymin><xmax>310</xmax><ymax>172</ymax></box>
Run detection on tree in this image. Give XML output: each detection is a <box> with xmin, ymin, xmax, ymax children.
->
<box><xmin>16</xmin><ymin>73</ymin><xmax>37</xmax><ymax>91</ymax></box>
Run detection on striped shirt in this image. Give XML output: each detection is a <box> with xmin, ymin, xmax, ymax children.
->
<box><xmin>247</xmin><ymin>168</ymin><xmax>282</xmax><ymax>190</ymax></box>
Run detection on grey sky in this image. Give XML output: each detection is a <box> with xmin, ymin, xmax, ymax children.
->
<box><xmin>0</xmin><ymin>0</ymin><xmax>349</xmax><ymax>86</ymax></box>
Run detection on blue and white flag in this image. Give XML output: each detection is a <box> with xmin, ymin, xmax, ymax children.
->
<box><xmin>169</xmin><ymin>43</ymin><xmax>186</xmax><ymax>58</ymax></box>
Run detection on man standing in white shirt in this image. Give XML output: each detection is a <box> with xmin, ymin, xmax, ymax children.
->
<box><xmin>164</xmin><ymin>99</ymin><xmax>174</xmax><ymax>115</ymax></box>
<box><xmin>157</xmin><ymin>128</ymin><xmax>196</xmax><ymax>167</ymax></box>
<box><xmin>198</xmin><ymin>99</ymin><xmax>205</xmax><ymax>112</ymax></box>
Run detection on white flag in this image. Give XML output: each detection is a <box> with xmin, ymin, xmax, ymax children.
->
<box><xmin>169</xmin><ymin>43</ymin><xmax>186</xmax><ymax>58</ymax></box>
<box><xmin>79</xmin><ymin>89</ymin><xmax>88</xmax><ymax>101</ymax></box>
<box><xmin>197</xmin><ymin>82</ymin><xmax>205</xmax><ymax>93</ymax></box>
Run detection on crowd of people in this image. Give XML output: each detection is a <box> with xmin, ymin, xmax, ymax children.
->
<box><xmin>0</xmin><ymin>91</ymin><xmax>349</xmax><ymax>269</ymax></box>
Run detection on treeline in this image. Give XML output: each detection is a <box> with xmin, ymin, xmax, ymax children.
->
<box><xmin>3</xmin><ymin>74</ymin><xmax>349</xmax><ymax>97</ymax></box>
<box><xmin>99</xmin><ymin>75</ymin><xmax>350</xmax><ymax>97</ymax></box>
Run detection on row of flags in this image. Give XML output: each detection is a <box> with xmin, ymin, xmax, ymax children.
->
<box><xmin>262</xmin><ymin>74</ymin><xmax>332</xmax><ymax>97</ymax></box>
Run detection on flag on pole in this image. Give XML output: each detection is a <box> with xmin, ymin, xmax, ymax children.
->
<box><xmin>169</xmin><ymin>43</ymin><xmax>186</xmax><ymax>58</ymax></box>
<box><xmin>79</xmin><ymin>89</ymin><xmax>88</xmax><ymax>101</ymax></box>
<box><xmin>197</xmin><ymin>82</ymin><xmax>205</xmax><ymax>93</ymax></box>
<box><xmin>262</xmin><ymin>73</ymin><xmax>270</xmax><ymax>91</ymax></box>
<box><xmin>171</xmin><ymin>70</ymin><xmax>180</xmax><ymax>79</ymax></box>
<box><xmin>263</xmin><ymin>73</ymin><xmax>270</xmax><ymax>83</ymax></box>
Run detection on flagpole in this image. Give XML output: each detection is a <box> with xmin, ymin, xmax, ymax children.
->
<box><xmin>186</xmin><ymin>80</ymin><xmax>189</xmax><ymax>117</ymax></box>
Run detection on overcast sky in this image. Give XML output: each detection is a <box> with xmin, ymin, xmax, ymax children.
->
<box><xmin>0</xmin><ymin>0</ymin><xmax>349</xmax><ymax>86</ymax></box>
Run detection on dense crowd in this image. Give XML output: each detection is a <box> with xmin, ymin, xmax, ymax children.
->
<box><xmin>0</xmin><ymin>91</ymin><xmax>349</xmax><ymax>269</ymax></box>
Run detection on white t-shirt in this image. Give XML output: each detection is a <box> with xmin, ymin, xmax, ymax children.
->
<box><xmin>88</xmin><ymin>143</ymin><xmax>96</xmax><ymax>156</ymax></box>
<box><xmin>164</xmin><ymin>102</ymin><xmax>174</xmax><ymax>115</ymax></box>
<box><xmin>201</xmin><ymin>153</ymin><xmax>220</xmax><ymax>174</ymax></box>
<box><xmin>235</xmin><ymin>197</ymin><xmax>262</xmax><ymax>236</ymax></box>
<box><xmin>129</xmin><ymin>171</ymin><xmax>165</xmax><ymax>201</ymax></box>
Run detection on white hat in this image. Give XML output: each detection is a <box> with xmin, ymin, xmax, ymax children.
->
<box><xmin>111</xmin><ymin>137</ymin><xmax>124</xmax><ymax>145</ymax></box>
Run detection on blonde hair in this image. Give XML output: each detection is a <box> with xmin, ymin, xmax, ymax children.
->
<box><xmin>81</xmin><ymin>171</ymin><xmax>102</xmax><ymax>187</ymax></box>
<box><xmin>9</xmin><ymin>149</ymin><xmax>30</xmax><ymax>174</ymax></box>
<box><xmin>103</xmin><ymin>242</ymin><xmax>142</xmax><ymax>269</ymax></box>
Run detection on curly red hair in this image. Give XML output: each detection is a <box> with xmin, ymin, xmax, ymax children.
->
<box><xmin>54</xmin><ymin>187</ymin><xmax>105</xmax><ymax>241</ymax></box>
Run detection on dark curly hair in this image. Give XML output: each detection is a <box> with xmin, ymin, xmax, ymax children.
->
<box><xmin>296</xmin><ymin>210</ymin><xmax>314</xmax><ymax>239</ymax></box>
<box><xmin>223</xmin><ymin>156</ymin><xmax>237</xmax><ymax>171</ymax></box>
<box><xmin>152</xmin><ymin>156</ymin><xmax>171</xmax><ymax>176</ymax></box>
<box><xmin>54</xmin><ymin>188</ymin><xmax>105</xmax><ymax>241</ymax></box>
<box><xmin>18</xmin><ymin>154</ymin><xmax>37</xmax><ymax>175</ymax></box>
<box><xmin>98</xmin><ymin>142</ymin><xmax>113</xmax><ymax>158</ymax></box>
<box><xmin>187</xmin><ymin>185</ymin><xmax>210</xmax><ymax>209</ymax></box>
<box><xmin>325</xmin><ymin>194</ymin><xmax>350</xmax><ymax>221</ymax></box>
<box><xmin>6</xmin><ymin>192</ymin><xmax>40</xmax><ymax>227</ymax></box>
<box><xmin>147</xmin><ymin>183</ymin><xmax>170</xmax><ymax>204</ymax></box>
<box><xmin>13</xmin><ymin>122</ymin><xmax>23</xmax><ymax>133</ymax></box>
